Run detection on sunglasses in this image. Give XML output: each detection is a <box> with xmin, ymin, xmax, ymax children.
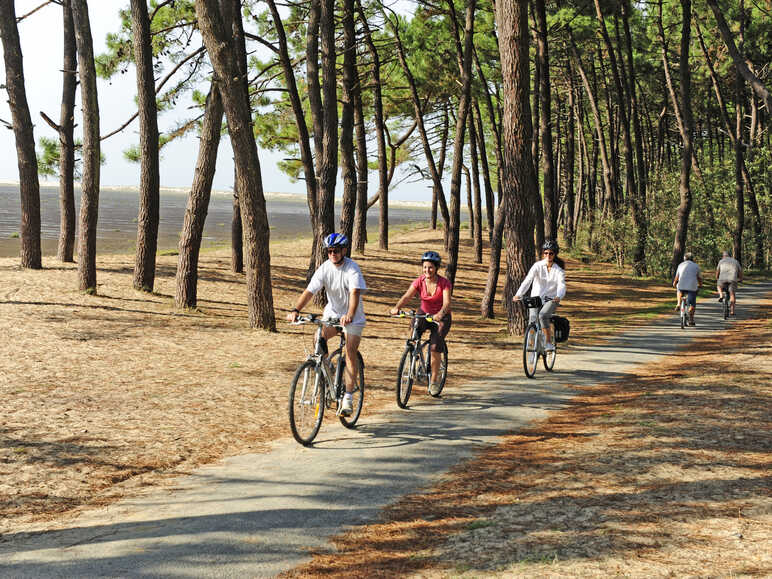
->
<box><xmin>327</xmin><ymin>247</ymin><xmax>342</xmax><ymax>254</ymax></box>
<box><xmin>543</xmin><ymin>250</ymin><xmax>555</xmax><ymax>255</ymax></box>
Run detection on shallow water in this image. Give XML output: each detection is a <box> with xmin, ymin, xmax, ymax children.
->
<box><xmin>0</xmin><ymin>184</ymin><xmax>432</xmax><ymax>257</ymax></box>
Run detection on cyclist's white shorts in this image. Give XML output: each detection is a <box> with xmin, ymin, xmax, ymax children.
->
<box><xmin>342</xmin><ymin>323</ymin><xmax>365</xmax><ymax>337</ymax></box>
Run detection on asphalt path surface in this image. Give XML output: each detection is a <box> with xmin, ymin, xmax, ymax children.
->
<box><xmin>2</xmin><ymin>281</ymin><xmax>769</xmax><ymax>577</ymax></box>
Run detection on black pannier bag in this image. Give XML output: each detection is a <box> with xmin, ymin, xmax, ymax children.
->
<box><xmin>552</xmin><ymin>316</ymin><xmax>570</xmax><ymax>343</ymax></box>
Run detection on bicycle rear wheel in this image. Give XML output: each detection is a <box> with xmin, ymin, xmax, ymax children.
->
<box><xmin>338</xmin><ymin>352</ymin><xmax>365</xmax><ymax>428</ymax></box>
<box><xmin>723</xmin><ymin>293</ymin><xmax>730</xmax><ymax>320</ymax></box>
<box><xmin>289</xmin><ymin>360</ymin><xmax>325</xmax><ymax>446</ymax></box>
<box><xmin>680</xmin><ymin>304</ymin><xmax>686</xmax><ymax>329</ymax></box>
<box><xmin>523</xmin><ymin>324</ymin><xmax>539</xmax><ymax>378</ymax></box>
<box><xmin>396</xmin><ymin>346</ymin><xmax>414</xmax><ymax>409</ymax></box>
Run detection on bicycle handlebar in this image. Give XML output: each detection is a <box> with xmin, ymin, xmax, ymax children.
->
<box><xmin>290</xmin><ymin>314</ymin><xmax>343</xmax><ymax>328</ymax></box>
<box><xmin>392</xmin><ymin>310</ymin><xmax>437</xmax><ymax>323</ymax></box>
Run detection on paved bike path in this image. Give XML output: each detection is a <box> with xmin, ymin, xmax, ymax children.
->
<box><xmin>2</xmin><ymin>281</ymin><xmax>769</xmax><ymax>577</ymax></box>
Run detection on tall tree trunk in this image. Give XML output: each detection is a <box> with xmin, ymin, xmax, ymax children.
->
<box><xmin>497</xmin><ymin>0</ymin><xmax>537</xmax><ymax>334</ymax></box>
<box><xmin>669</xmin><ymin>0</ymin><xmax>694</xmax><ymax>277</ymax></box>
<box><xmin>229</xmin><ymin>170</ymin><xmax>242</xmax><ymax>273</ymax></box>
<box><xmin>358</xmin><ymin>0</ymin><xmax>388</xmax><ymax>249</ymax></box>
<box><xmin>0</xmin><ymin>0</ymin><xmax>42</xmax><ymax>269</ymax></box>
<box><xmin>445</xmin><ymin>0</ymin><xmax>477</xmax><ymax>287</ymax></box>
<box><xmin>564</xmin><ymin>61</ymin><xmax>577</xmax><ymax>247</ymax></box>
<box><xmin>468</xmin><ymin>112</ymin><xmax>483</xmax><ymax>263</ymax></box>
<box><xmin>338</xmin><ymin>0</ymin><xmax>356</xmax><ymax>245</ymax></box>
<box><xmin>535</xmin><ymin>0</ymin><xmax>557</xmax><ymax>241</ymax></box>
<box><xmin>131</xmin><ymin>0</ymin><xmax>160</xmax><ymax>292</ymax></box>
<box><xmin>733</xmin><ymin>68</ymin><xmax>744</xmax><ymax>263</ymax></box>
<box><xmin>431</xmin><ymin>103</ymin><xmax>451</xmax><ymax>230</ymax></box>
<box><xmin>480</xmin><ymin>203</ymin><xmax>506</xmax><ymax>318</ymax></box>
<box><xmin>305</xmin><ymin>0</ymin><xmax>323</xmax><ymax>275</ymax></box>
<box><xmin>622</xmin><ymin>0</ymin><xmax>648</xmax><ymax>274</ymax></box>
<box><xmin>569</xmin><ymin>33</ymin><xmax>616</xmax><ymax>219</ymax></box>
<box><xmin>352</xmin><ymin>84</ymin><xmax>368</xmax><ymax>254</ymax></box>
<box><xmin>474</xmin><ymin>100</ymin><xmax>495</xmax><ymax>241</ymax></box>
<box><xmin>70</xmin><ymin>0</ymin><xmax>100</xmax><ymax>291</ymax></box>
<box><xmin>57</xmin><ymin>0</ymin><xmax>77</xmax><ymax>262</ymax></box>
<box><xmin>318</xmin><ymin>0</ymin><xmax>337</xmax><ymax>258</ymax></box>
<box><xmin>267</xmin><ymin>0</ymin><xmax>318</xmax><ymax>253</ymax></box>
<box><xmin>704</xmin><ymin>0</ymin><xmax>770</xmax><ymax>111</ymax></box>
<box><xmin>176</xmin><ymin>85</ymin><xmax>223</xmax><ymax>308</ymax></box>
<box><xmin>195</xmin><ymin>0</ymin><xmax>276</xmax><ymax>330</ymax></box>
<box><xmin>387</xmin><ymin>13</ymin><xmax>450</xmax><ymax>235</ymax></box>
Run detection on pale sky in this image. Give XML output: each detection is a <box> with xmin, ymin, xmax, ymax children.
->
<box><xmin>0</xmin><ymin>0</ymin><xmax>427</xmax><ymax>200</ymax></box>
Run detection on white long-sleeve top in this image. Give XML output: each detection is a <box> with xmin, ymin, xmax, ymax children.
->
<box><xmin>515</xmin><ymin>259</ymin><xmax>566</xmax><ymax>300</ymax></box>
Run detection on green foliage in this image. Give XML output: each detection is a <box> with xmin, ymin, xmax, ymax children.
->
<box><xmin>36</xmin><ymin>136</ymin><xmax>59</xmax><ymax>178</ymax></box>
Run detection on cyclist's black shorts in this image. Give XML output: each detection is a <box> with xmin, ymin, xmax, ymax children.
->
<box><xmin>415</xmin><ymin>309</ymin><xmax>451</xmax><ymax>354</ymax></box>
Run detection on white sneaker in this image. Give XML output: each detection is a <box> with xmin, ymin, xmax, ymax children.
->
<box><xmin>340</xmin><ymin>396</ymin><xmax>353</xmax><ymax>416</ymax></box>
<box><xmin>544</xmin><ymin>342</ymin><xmax>556</xmax><ymax>352</ymax></box>
<box><xmin>429</xmin><ymin>382</ymin><xmax>441</xmax><ymax>396</ymax></box>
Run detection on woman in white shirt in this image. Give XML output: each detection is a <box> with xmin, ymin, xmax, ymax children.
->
<box><xmin>512</xmin><ymin>240</ymin><xmax>566</xmax><ymax>351</ymax></box>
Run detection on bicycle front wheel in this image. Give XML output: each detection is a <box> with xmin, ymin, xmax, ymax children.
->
<box><xmin>289</xmin><ymin>360</ymin><xmax>325</xmax><ymax>446</ymax></box>
<box><xmin>423</xmin><ymin>341</ymin><xmax>448</xmax><ymax>397</ymax></box>
<box><xmin>338</xmin><ymin>352</ymin><xmax>365</xmax><ymax>428</ymax></box>
<box><xmin>396</xmin><ymin>346</ymin><xmax>415</xmax><ymax>409</ymax></box>
<box><xmin>523</xmin><ymin>324</ymin><xmax>539</xmax><ymax>378</ymax></box>
<box><xmin>543</xmin><ymin>345</ymin><xmax>557</xmax><ymax>371</ymax></box>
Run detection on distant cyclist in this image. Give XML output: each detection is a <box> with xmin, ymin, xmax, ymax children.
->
<box><xmin>513</xmin><ymin>240</ymin><xmax>566</xmax><ymax>352</ymax></box>
<box><xmin>390</xmin><ymin>250</ymin><xmax>452</xmax><ymax>396</ymax></box>
<box><xmin>286</xmin><ymin>233</ymin><xmax>367</xmax><ymax>416</ymax></box>
<box><xmin>673</xmin><ymin>252</ymin><xmax>703</xmax><ymax>326</ymax></box>
<box><xmin>716</xmin><ymin>250</ymin><xmax>743</xmax><ymax>316</ymax></box>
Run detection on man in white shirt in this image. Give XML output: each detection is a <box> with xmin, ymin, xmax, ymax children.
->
<box><xmin>673</xmin><ymin>252</ymin><xmax>703</xmax><ymax>326</ymax></box>
<box><xmin>715</xmin><ymin>250</ymin><xmax>743</xmax><ymax>315</ymax></box>
<box><xmin>287</xmin><ymin>233</ymin><xmax>366</xmax><ymax>415</ymax></box>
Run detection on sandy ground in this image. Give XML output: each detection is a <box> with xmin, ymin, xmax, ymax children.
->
<box><xmin>0</xmin><ymin>227</ymin><xmax>685</xmax><ymax>538</ymax></box>
<box><xmin>286</xmin><ymin>294</ymin><xmax>772</xmax><ymax>577</ymax></box>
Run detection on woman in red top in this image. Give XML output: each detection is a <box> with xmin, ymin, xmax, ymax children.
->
<box><xmin>390</xmin><ymin>251</ymin><xmax>452</xmax><ymax>395</ymax></box>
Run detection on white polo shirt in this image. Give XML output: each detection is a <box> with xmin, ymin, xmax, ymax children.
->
<box><xmin>306</xmin><ymin>257</ymin><xmax>367</xmax><ymax>325</ymax></box>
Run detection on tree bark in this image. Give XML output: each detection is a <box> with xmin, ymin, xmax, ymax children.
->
<box><xmin>70</xmin><ymin>0</ymin><xmax>100</xmax><ymax>291</ymax></box>
<box><xmin>564</xmin><ymin>60</ymin><xmax>576</xmax><ymax>247</ymax></box>
<box><xmin>317</xmin><ymin>0</ymin><xmax>337</xmax><ymax>259</ymax></box>
<box><xmin>669</xmin><ymin>0</ymin><xmax>694</xmax><ymax>277</ymax></box>
<box><xmin>176</xmin><ymin>85</ymin><xmax>223</xmax><ymax>309</ymax></box>
<box><xmin>131</xmin><ymin>0</ymin><xmax>160</xmax><ymax>292</ymax></box>
<box><xmin>195</xmin><ymin>0</ymin><xmax>276</xmax><ymax>330</ymax></box>
<box><xmin>733</xmin><ymin>65</ymin><xmax>744</xmax><ymax>263</ymax></box>
<box><xmin>57</xmin><ymin>0</ymin><xmax>77</xmax><ymax>262</ymax></box>
<box><xmin>497</xmin><ymin>0</ymin><xmax>537</xmax><ymax>334</ymax></box>
<box><xmin>0</xmin><ymin>0</ymin><xmax>42</xmax><ymax>269</ymax></box>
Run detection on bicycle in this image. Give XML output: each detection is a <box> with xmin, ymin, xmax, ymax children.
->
<box><xmin>521</xmin><ymin>296</ymin><xmax>557</xmax><ymax>378</ymax></box>
<box><xmin>679</xmin><ymin>294</ymin><xmax>689</xmax><ymax>329</ymax></box>
<box><xmin>288</xmin><ymin>314</ymin><xmax>365</xmax><ymax>446</ymax></box>
<box><xmin>393</xmin><ymin>310</ymin><xmax>448</xmax><ymax>408</ymax></box>
<box><xmin>718</xmin><ymin>283</ymin><xmax>731</xmax><ymax>320</ymax></box>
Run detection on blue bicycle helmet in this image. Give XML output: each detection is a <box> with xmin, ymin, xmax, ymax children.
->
<box><xmin>323</xmin><ymin>232</ymin><xmax>349</xmax><ymax>248</ymax></box>
<box><xmin>542</xmin><ymin>239</ymin><xmax>559</xmax><ymax>253</ymax></box>
<box><xmin>421</xmin><ymin>250</ymin><xmax>441</xmax><ymax>266</ymax></box>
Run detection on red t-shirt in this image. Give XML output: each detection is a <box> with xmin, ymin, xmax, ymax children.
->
<box><xmin>411</xmin><ymin>275</ymin><xmax>452</xmax><ymax>315</ymax></box>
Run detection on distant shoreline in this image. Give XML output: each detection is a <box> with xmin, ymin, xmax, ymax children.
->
<box><xmin>0</xmin><ymin>181</ymin><xmax>436</xmax><ymax>210</ymax></box>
